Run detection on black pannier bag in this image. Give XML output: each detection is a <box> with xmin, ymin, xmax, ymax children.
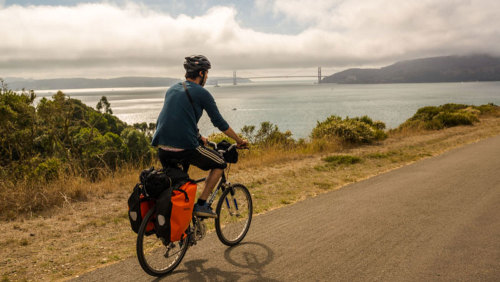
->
<box><xmin>127</xmin><ymin>183</ymin><xmax>143</xmax><ymax>233</ymax></box>
<box><xmin>140</xmin><ymin>166</ymin><xmax>189</xmax><ymax>198</ymax></box>
<box><xmin>128</xmin><ymin>183</ymin><xmax>154</xmax><ymax>234</ymax></box>
<box><xmin>154</xmin><ymin>184</ymin><xmax>176</xmax><ymax>241</ymax></box>
<box><xmin>217</xmin><ymin>140</ymin><xmax>238</xmax><ymax>163</ymax></box>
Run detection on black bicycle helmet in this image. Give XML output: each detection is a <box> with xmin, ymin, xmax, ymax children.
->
<box><xmin>183</xmin><ymin>55</ymin><xmax>211</xmax><ymax>72</ymax></box>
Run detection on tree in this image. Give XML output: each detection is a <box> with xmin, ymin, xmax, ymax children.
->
<box><xmin>1</xmin><ymin>85</ymin><xmax>154</xmax><ymax>183</ymax></box>
<box><xmin>0</xmin><ymin>86</ymin><xmax>37</xmax><ymax>165</ymax></box>
<box><xmin>121</xmin><ymin>127</ymin><xmax>152</xmax><ymax>163</ymax></box>
<box><xmin>96</xmin><ymin>96</ymin><xmax>113</xmax><ymax>114</ymax></box>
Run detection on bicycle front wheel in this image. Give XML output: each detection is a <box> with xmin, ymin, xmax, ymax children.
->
<box><xmin>215</xmin><ymin>183</ymin><xmax>253</xmax><ymax>246</ymax></box>
<box><xmin>136</xmin><ymin>207</ymin><xmax>189</xmax><ymax>277</ymax></box>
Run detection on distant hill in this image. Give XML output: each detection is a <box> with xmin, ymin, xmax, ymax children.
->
<box><xmin>3</xmin><ymin>76</ymin><xmax>253</xmax><ymax>90</ymax></box>
<box><xmin>321</xmin><ymin>55</ymin><xmax>500</xmax><ymax>84</ymax></box>
<box><xmin>3</xmin><ymin>77</ymin><xmax>182</xmax><ymax>90</ymax></box>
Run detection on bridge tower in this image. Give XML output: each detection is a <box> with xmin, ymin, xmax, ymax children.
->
<box><xmin>318</xmin><ymin>67</ymin><xmax>322</xmax><ymax>84</ymax></box>
<box><xmin>233</xmin><ymin>71</ymin><xmax>237</xmax><ymax>85</ymax></box>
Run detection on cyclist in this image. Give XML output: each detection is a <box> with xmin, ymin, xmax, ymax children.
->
<box><xmin>151</xmin><ymin>55</ymin><xmax>248</xmax><ymax>218</ymax></box>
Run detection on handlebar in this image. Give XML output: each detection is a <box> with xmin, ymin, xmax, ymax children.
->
<box><xmin>207</xmin><ymin>141</ymin><xmax>217</xmax><ymax>149</ymax></box>
<box><xmin>207</xmin><ymin>141</ymin><xmax>247</xmax><ymax>152</ymax></box>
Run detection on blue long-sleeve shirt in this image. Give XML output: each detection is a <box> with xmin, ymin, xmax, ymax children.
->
<box><xmin>151</xmin><ymin>81</ymin><xmax>229</xmax><ymax>149</ymax></box>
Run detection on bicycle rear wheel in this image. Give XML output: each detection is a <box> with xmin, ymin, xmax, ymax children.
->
<box><xmin>136</xmin><ymin>207</ymin><xmax>189</xmax><ymax>277</ymax></box>
<box><xmin>215</xmin><ymin>183</ymin><xmax>253</xmax><ymax>246</ymax></box>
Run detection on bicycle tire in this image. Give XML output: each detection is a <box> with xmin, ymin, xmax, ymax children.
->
<box><xmin>215</xmin><ymin>183</ymin><xmax>253</xmax><ymax>246</ymax></box>
<box><xmin>136</xmin><ymin>207</ymin><xmax>189</xmax><ymax>277</ymax></box>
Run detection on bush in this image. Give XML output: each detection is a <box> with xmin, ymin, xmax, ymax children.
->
<box><xmin>240</xmin><ymin>125</ymin><xmax>256</xmax><ymax>143</ymax></box>
<box><xmin>475</xmin><ymin>103</ymin><xmax>499</xmax><ymax>115</ymax></box>
<box><xmin>33</xmin><ymin>158</ymin><xmax>62</xmax><ymax>182</ymax></box>
<box><xmin>240</xmin><ymin>122</ymin><xmax>295</xmax><ymax>148</ymax></box>
<box><xmin>322</xmin><ymin>155</ymin><xmax>362</xmax><ymax>166</ymax></box>
<box><xmin>435</xmin><ymin>112</ymin><xmax>478</xmax><ymax>127</ymax></box>
<box><xmin>121</xmin><ymin>127</ymin><xmax>153</xmax><ymax>163</ymax></box>
<box><xmin>0</xmin><ymin>86</ymin><xmax>154</xmax><ymax>183</ymax></box>
<box><xmin>311</xmin><ymin>115</ymin><xmax>387</xmax><ymax>144</ymax></box>
<box><xmin>397</xmin><ymin>103</ymin><xmax>496</xmax><ymax>131</ymax></box>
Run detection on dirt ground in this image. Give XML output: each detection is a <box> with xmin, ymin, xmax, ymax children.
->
<box><xmin>1</xmin><ymin>117</ymin><xmax>500</xmax><ymax>281</ymax></box>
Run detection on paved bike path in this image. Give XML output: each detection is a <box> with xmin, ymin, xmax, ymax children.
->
<box><xmin>74</xmin><ymin>135</ymin><xmax>500</xmax><ymax>281</ymax></box>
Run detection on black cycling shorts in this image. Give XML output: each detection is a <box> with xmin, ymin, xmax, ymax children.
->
<box><xmin>158</xmin><ymin>146</ymin><xmax>227</xmax><ymax>171</ymax></box>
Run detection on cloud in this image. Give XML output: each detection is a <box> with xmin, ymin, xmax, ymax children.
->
<box><xmin>1</xmin><ymin>1</ymin><xmax>499</xmax><ymax>78</ymax></box>
<box><xmin>261</xmin><ymin>0</ymin><xmax>500</xmax><ymax>58</ymax></box>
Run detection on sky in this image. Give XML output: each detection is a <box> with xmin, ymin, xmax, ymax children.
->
<box><xmin>1</xmin><ymin>0</ymin><xmax>500</xmax><ymax>79</ymax></box>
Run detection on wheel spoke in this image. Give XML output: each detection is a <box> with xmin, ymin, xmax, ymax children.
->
<box><xmin>215</xmin><ymin>184</ymin><xmax>253</xmax><ymax>246</ymax></box>
<box><xmin>136</xmin><ymin>208</ymin><xmax>189</xmax><ymax>276</ymax></box>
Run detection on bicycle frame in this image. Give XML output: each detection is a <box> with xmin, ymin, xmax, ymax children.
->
<box><xmin>192</xmin><ymin>164</ymin><xmax>232</xmax><ymax>207</ymax></box>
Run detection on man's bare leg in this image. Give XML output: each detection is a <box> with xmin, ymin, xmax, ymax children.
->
<box><xmin>199</xmin><ymin>168</ymin><xmax>223</xmax><ymax>201</ymax></box>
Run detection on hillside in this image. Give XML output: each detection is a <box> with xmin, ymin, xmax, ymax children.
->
<box><xmin>322</xmin><ymin>55</ymin><xmax>500</xmax><ymax>84</ymax></box>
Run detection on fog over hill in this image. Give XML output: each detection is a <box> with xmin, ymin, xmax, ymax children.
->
<box><xmin>322</xmin><ymin>55</ymin><xmax>500</xmax><ymax>84</ymax></box>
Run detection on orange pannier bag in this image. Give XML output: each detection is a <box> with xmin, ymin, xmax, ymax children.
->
<box><xmin>155</xmin><ymin>181</ymin><xmax>197</xmax><ymax>242</ymax></box>
<box><xmin>169</xmin><ymin>182</ymin><xmax>197</xmax><ymax>242</ymax></box>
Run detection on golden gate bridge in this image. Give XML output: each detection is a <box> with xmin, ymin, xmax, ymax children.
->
<box><xmin>230</xmin><ymin>67</ymin><xmax>323</xmax><ymax>85</ymax></box>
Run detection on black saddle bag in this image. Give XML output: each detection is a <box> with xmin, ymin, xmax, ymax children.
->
<box><xmin>140</xmin><ymin>166</ymin><xmax>189</xmax><ymax>198</ymax></box>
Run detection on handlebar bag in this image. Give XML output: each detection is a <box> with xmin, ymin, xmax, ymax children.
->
<box><xmin>155</xmin><ymin>181</ymin><xmax>197</xmax><ymax>242</ymax></box>
<box><xmin>217</xmin><ymin>140</ymin><xmax>239</xmax><ymax>163</ymax></box>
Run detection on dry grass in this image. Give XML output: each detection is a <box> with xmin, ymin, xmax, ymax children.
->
<box><xmin>1</xmin><ymin>115</ymin><xmax>500</xmax><ymax>281</ymax></box>
<box><xmin>0</xmin><ymin>165</ymin><xmax>142</xmax><ymax>221</ymax></box>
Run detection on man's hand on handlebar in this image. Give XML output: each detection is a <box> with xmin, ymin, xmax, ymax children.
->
<box><xmin>223</xmin><ymin>127</ymin><xmax>249</xmax><ymax>149</ymax></box>
<box><xmin>236</xmin><ymin>139</ymin><xmax>249</xmax><ymax>149</ymax></box>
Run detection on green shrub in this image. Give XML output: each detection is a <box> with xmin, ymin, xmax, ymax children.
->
<box><xmin>352</xmin><ymin>115</ymin><xmax>374</xmax><ymax>126</ymax></box>
<box><xmin>255</xmin><ymin>122</ymin><xmax>294</xmax><ymax>146</ymax></box>
<box><xmin>0</xmin><ymin>85</ymin><xmax>154</xmax><ymax>183</ymax></box>
<box><xmin>475</xmin><ymin>103</ymin><xmax>498</xmax><ymax>115</ymax></box>
<box><xmin>121</xmin><ymin>127</ymin><xmax>152</xmax><ymax>163</ymax></box>
<box><xmin>33</xmin><ymin>158</ymin><xmax>62</xmax><ymax>182</ymax></box>
<box><xmin>240</xmin><ymin>121</ymin><xmax>295</xmax><ymax>148</ymax></box>
<box><xmin>435</xmin><ymin>112</ymin><xmax>477</xmax><ymax>127</ymax></box>
<box><xmin>311</xmin><ymin>115</ymin><xmax>387</xmax><ymax>144</ymax></box>
<box><xmin>240</xmin><ymin>125</ymin><xmax>256</xmax><ymax>143</ymax></box>
<box><xmin>322</xmin><ymin>155</ymin><xmax>362</xmax><ymax>166</ymax></box>
<box><xmin>0</xmin><ymin>88</ymin><xmax>36</xmax><ymax>166</ymax></box>
<box><xmin>366</xmin><ymin>151</ymin><xmax>399</xmax><ymax>159</ymax></box>
<box><xmin>133</xmin><ymin>121</ymin><xmax>156</xmax><ymax>138</ymax></box>
<box><xmin>373</xmin><ymin>121</ymin><xmax>386</xmax><ymax>130</ymax></box>
<box><xmin>397</xmin><ymin>103</ymin><xmax>496</xmax><ymax>131</ymax></box>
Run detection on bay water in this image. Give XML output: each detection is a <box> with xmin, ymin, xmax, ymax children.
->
<box><xmin>35</xmin><ymin>81</ymin><xmax>500</xmax><ymax>139</ymax></box>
